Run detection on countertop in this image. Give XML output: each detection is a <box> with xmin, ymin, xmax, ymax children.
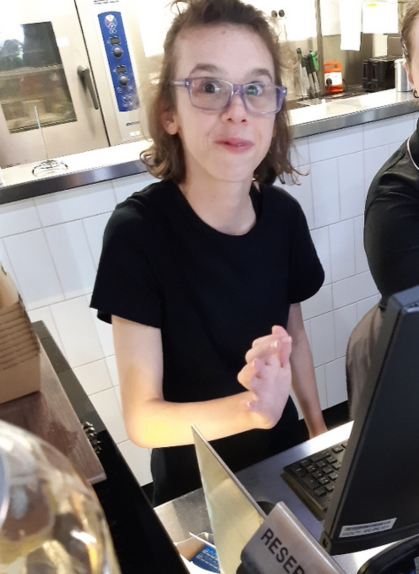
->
<box><xmin>0</xmin><ymin>88</ymin><xmax>416</xmax><ymax>205</ymax></box>
<box><xmin>154</xmin><ymin>422</ymin><xmax>400</xmax><ymax>574</ymax></box>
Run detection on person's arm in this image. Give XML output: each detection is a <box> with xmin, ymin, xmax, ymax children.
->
<box><xmin>113</xmin><ymin>316</ymin><xmax>292</xmax><ymax>448</ymax></box>
<box><xmin>287</xmin><ymin>303</ymin><xmax>327</xmax><ymax>438</ymax></box>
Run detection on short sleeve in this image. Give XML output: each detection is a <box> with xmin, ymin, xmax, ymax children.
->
<box><xmin>287</xmin><ymin>204</ymin><xmax>324</xmax><ymax>303</ymax></box>
<box><xmin>90</xmin><ymin>203</ymin><xmax>163</xmax><ymax>327</ymax></box>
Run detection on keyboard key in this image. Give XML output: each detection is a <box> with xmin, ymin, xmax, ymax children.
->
<box><xmin>311</xmin><ymin>450</ymin><xmax>329</xmax><ymax>462</ymax></box>
<box><xmin>325</xmin><ymin>483</ymin><xmax>335</xmax><ymax>492</ymax></box>
<box><xmin>300</xmin><ymin>459</ymin><xmax>311</xmax><ymax>467</ymax></box>
<box><xmin>292</xmin><ymin>467</ymin><xmax>307</xmax><ymax>478</ymax></box>
<box><xmin>323</xmin><ymin>465</ymin><xmax>333</xmax><ymax>474</ymax></box>
<box><xmin>319</xmin><ymin>477</ymin><xmax>330</xmax><ymax>485</ymax></box>
<box><xmin>332</xmin><ymin>445</ymin><xmax>344</xmax><ymax>453</ymax></box>
<box><xmin>332</xmin><ymin>461</ymin><xmax>341</xmax><ymax>470</ymax></box>
<box><xmin>314</xmin><ymin>486</ymin><xmax>326</xmax><ymax>497</ymax></box>
<box><xmin>302</xmin><ymin>476</ymin><xmax>320</xmax><ymax>490</ymax></box>
<box><xmin>316</xmin><ymin>460</ymin><xmax>327</xmax><ymax>469</ymax></box>
<box><xmin>326</xmin><ymin>456</ymin><xmax>336</xmax><ymax>464</ymax></box>
<box><xmin>312</xmin><ymin>471</ymin><xmax>323</xmax><ymax>479</ymax></box>
<box><xmin>306</xmin><ymin>465</ymin><xmax>316</xmax><ymax>473</ymax></box>
<box><xmin>329</xmin><ymin>472</ymin><xmax>338</xmax><ymax>480</ymax></box>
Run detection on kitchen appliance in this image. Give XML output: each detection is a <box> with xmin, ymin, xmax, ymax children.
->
<box><xmin>0</xmin><ymin>0</ymin><xmax>144</xmax><ymax>169</ymax></box>
<box><xmin>363</xmin><ymin>56</ymin><xmax>396</xmax><ymax>92</ymax></box>
<box><xmin>323</xmin><ymin>61</ymin><xmax>343</xmax><ymax>94</ymax></box>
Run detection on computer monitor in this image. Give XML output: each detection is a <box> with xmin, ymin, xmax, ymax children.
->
<box><xmin>318</xmin><ymin>284</ymin><xmax>419</xmax><ymax>555</ymax></box>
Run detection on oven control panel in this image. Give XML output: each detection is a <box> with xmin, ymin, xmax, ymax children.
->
<box><xmin>98</xmin><ymin>11</ymin><xmax>139</xmax><ymax>112</ymax></box>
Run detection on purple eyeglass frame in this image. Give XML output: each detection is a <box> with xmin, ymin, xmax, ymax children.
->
<box><xmin>171</xmin><ymin>77</ymin><xmax>287</xmax><ymax>114</ymax></box>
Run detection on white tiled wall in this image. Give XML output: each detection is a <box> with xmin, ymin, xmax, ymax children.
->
<box><xmin>1</xmin><ymin>112</ymin><xmax>417</xmax><ymax>485</ymax></box>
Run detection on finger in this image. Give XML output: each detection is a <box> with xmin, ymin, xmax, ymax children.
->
<box><xmin>272</xmin><ymin>325</ymin><xmax>289</xmax><ymax>338</ymax></box>
<box><xmin>245</xmin><ymin>338</ymin><xmax>284</xmax><ymax>364</ymax></box>
<box><xmin>279</xmin><ymin>336</ymin><xmax>292</xmax><ymax>368</ymax></box>
<box><xmin>237</xmin><ymin>357</ymin><xmax>261</xmax><ymax>389</ymax></box>
<box><xmin>251</xmin><ymin>326</ymin><xmax>289</xmax><ymax>349</ymax></box>
<box><xmin>251</xmin><ymin>332</ymin><xmax>278</xmax><ymax>349</ymax></box>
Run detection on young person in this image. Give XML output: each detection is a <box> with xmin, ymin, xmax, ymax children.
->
<box><xmin>347</xmin><ymin>2</ymin><xmax>419</xmax><ymax>418</ymax></box>
<box><xmin>91</xmin><ymin>0</ymin><xmax>326</xmax><ymax>506</ymax></box>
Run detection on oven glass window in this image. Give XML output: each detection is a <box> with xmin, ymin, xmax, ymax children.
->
<box><xmin>0</xmin><ymin>22</ymin><xmax>77</xmax><ymax>134</ymax></box>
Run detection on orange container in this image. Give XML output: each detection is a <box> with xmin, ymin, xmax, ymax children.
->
<box><xmin>324</xmin><ymin>61</ymin><xmax>343</xmax><ymax>93</ymax></box>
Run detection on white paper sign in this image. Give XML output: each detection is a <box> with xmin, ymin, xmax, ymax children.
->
<box><xmin>320</xmin><ymin>0</ymin><xmax>341</xmax><ymax>36</ymax></box>
<box><xmin>339</xmin><ymin>0</ymin><xmax>362</xmax><ymax>51</ymax></box>
<box><xmin>362</xmin><ymin>1</ymin><xmax>398</xmax><ymax>34</ymax></box>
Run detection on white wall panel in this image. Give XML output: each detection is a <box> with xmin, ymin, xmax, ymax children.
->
<box><xmin>333</xmin><ymin>271</ymin><xmax>378</xmax><ymax>309</ymax></box>
<box><xmin>89</xmin><ymin>387</ymin><xmax>129</xmax><ymax>444</ymax></box>
<box><xmin>50</xmin><ymin>296</ymin><xmax>104</xmax><ymax>367</ymax></box>
<box><xmin>82</xmin><ymin>213</ymin><xmax>112</xmax><ymax>268</ymax></box>
<box><xmin>44</xmin><ymin>221</ymin><xmax>96</xmax><ymax>298</ymax></box>
<box><xmin>301</xmin><ymin>284</ymin><xmax>333</xmax><ymax>320</ymax></box>
<box><xmin>4</xmin><ymin>230</ymin><xmax>64</xmax><ymax>309</ymax></box>
<box><xmin>338</xmin><ymin>152</ymin><xmax>365</xmax><ymax>220</ymax></box>
<box><xmin>311</xmin><ymin>226</ymin><xmax>331</xmax><ymax>284</ymax></box>
<box><xmin>329</xmin><ymin>219</ymin><xmax>356</xmax><ymax>282</ymax></box>
<box><xmin>334</xmin><ymin>303</ymin><xmax>358</xmax><ymax>358</ymax></box>
<box><xmin>0</xmin><ymin>199</ymin><xmax>41</xmax><ymax>238</ymax></box>
<box><xmin>35</xmin><ymin>183</ymin><xmax>116</xmax><ymax>226</ymax></box>
<box><xmin>73</xmin><ymin>359</ymin><xmax>113</xmax><ymax>395</ymax></box>
<box><xmin>363</xmin><ymin>114</ymin><xmax>414</xmax><ymax>149</ymax></box>
<box><xmin>311</xmin><ymin>158</ymin><xmax>340</xmax><ymax>228</ymax></box>
<box><xmin>310</xmin><ymin>311</ymin><xmax>336</xmax><ymax>367</ymax></box>
<box><xmin>325</xmin><ymin>357</ymin><xmax>347</xmax><ymax>405</ymax></box>
<box><xmin>309</xmin><ymin>126</ymin><xmax>363</xmax><ymax>163</ymax></box>
<box><xmin>118</xmin><ymin>440</ymin><xmax>152</xmax><ymax>485</ymax></box>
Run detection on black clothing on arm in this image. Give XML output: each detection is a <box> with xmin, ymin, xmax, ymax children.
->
<box><xmin>91</xmin><ymin>179</ymin><xmax>324</xmax><ymax>506</ymax></box>
<box><xmin>365</xmin><ymin>119</ymin><xmax>419</xmax><ymax>312</ymax></box>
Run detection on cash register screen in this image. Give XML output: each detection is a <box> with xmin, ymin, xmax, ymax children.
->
<box><xmin>320</xmin><ymin>285</ymin><xmax>419</xmax><ymax>555</ymax></box>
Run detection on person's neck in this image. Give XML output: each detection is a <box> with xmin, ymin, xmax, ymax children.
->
<box><xmin>179</xmin><ymin>176</ymin><xmax>257</xmax><ymax>236</ymax></box>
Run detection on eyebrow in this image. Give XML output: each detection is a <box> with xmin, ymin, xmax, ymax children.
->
<box><xmin>188</xmin><ymin>64</ymin><xmax>274</xmax><ymax>82</ymax></box>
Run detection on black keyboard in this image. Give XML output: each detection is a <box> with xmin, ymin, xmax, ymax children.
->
<box><xmin>282</xmin><ymin>440</ymin><xmax>348</xmax><ymax>520</ymax></box>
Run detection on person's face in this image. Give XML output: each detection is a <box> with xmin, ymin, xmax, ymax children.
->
<box><xmin>405</xmin><ymin>18</ymin><xmax>419</xmax><ymax>91</ymax></box>
<box><xmin>163</xmin><ymin>25</ymin><xmax>277</xmax><ymax>188</ymax></box>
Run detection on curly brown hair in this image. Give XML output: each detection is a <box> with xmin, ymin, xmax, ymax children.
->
<box><xmin>140</xmin><ymin>0</ymin><xmax>297</xmax><ymax>186</ymax></box>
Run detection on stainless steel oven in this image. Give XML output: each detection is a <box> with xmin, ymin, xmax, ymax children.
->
<box><xmin>0</xmin><ymin>0</ymin><xmax>145</xmax><ymax>168</ymax></box>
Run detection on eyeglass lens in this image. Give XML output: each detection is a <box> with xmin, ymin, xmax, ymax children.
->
<box><xmin>188</xmin><ymin>78</ymin><xmax>282</xmax><ymax>113</ymax></box>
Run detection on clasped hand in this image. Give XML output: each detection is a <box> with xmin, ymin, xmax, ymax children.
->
<box><xmin>237</xmin><ymin>325</ymin><xmax>292</xmax><ymax>429</ymax></box>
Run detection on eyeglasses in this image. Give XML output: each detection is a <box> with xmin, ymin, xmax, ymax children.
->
<box><xmin>171</xmin><ymin>77</ymin><xmax>287</xmax><ymax>114</ymax></box>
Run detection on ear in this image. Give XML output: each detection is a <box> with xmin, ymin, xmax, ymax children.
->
<box><xmin>404</xmin><ymin>61</ymin><xmax>415</xmax><ymax>91</ymax></box>
<box><xmin>161</xmin><ymin>109</ymin><xmax>179</xmax><ymax>135</ymax></box>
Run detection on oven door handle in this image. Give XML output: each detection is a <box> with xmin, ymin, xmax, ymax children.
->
<box><xmin>77</xmin><ymin>66</ymin><xmax>99</xmax><ymax>110</ymax></box>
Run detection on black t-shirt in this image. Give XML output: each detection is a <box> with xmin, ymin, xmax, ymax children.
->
<box><xmin>91</xmin><ymin>179</ymin><xmax>324</xmax><ymax>505</ymax></box>
<box><xmin>365</xmin><ymin>119</ymin><xmax>419</xmax><ymax>312</ymax></box>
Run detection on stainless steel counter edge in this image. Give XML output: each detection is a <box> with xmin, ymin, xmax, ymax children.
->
<box><xmin>1</xmin><ymin>90</ymin><xmax>417</xmax><ymax>205</ymax></box>
<box><xmin>0</xmin><ymin>158</ymin><xmax>145</xmax><ymax>205</ymax></box>
<box><xmin>291</xmin><ymin>97</ymin><xmax>417</xmax><ymax>138</ymax></box>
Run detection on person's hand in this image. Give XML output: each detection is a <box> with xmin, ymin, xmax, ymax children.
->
<box><xmin>237</xmin><ymin>326</ymin><xmax>292</xmax><ymax>429</ymax></box>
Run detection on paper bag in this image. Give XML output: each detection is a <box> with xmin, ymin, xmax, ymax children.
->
<box><xmin>0</xmin><ymin>264</ymin><xmax>41</xmax><ymax>403</ymax></box>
